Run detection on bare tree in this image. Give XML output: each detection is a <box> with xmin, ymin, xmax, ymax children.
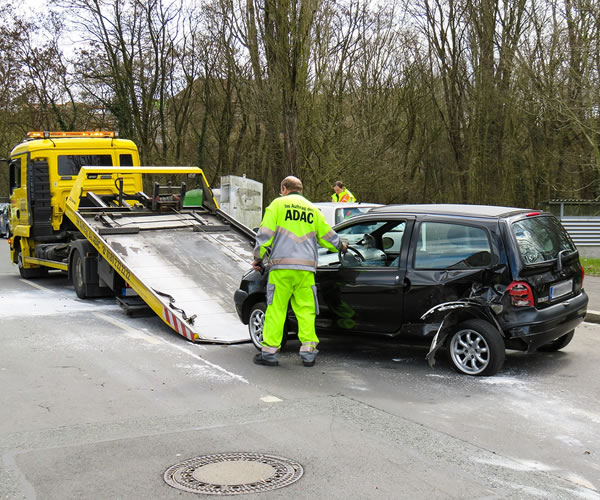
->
<box><xmin>58</xmin><ymin>0</ymin><xmax>187</xmax><ymax>164</ymax></box>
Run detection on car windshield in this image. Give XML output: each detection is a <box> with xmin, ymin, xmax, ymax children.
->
<box><xmin>334</xmin><ymin>206</ymin><xmax>373</xmax><ymax>225</ymax></box>
<box><xmin>512</xmin><ymin>216</ymin><xmax>575</xmax><ymax>265</ymax></box>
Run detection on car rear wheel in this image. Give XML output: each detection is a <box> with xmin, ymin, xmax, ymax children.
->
<box><xmin>537</xmin><ymin>330</ymin><xmax>574</xmax><ymax>352</ymax></box>
<box><xmin>248</xmin><ymin>302</ymin><xmax>288</xmax><ymax>352</ymax></box>
<box><xmin>447</xmin><ymin>319</ymin><xmax>505</xmax><ymax>376</ymax></box>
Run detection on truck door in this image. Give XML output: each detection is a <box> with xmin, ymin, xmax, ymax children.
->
<box><xmin>9</xmin><ymin>154</ymin><xmax>29</xmax><ymax>230</ymax></box>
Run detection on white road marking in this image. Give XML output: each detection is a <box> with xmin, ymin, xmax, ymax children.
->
<box><xmin>260</xmin><ymin>395</ymin><xmax>282</xmax><ymax>403</ymax></box>
<box><xmin>19</xmin><ymin>279</ymin><xmax>54</xmax><ymax>292</ymax></box>
<box><xmin>93</xmin><ymin>312</ymin><xmax>164</xmax><ymax>345</ymax></box>
<box><xmin>562</xmin><ymin>473</ymin><xmax>597</xmax><ymax>491</ymax></box>
<box><xmin>93</xmin><ymin>311</ymin><xmax>249</xmax><ymax>384</ymax></box>
<box><xmin>169</xmin><ymin>341</ymin><xmax>249</xmax><ymax>384</ymax></box>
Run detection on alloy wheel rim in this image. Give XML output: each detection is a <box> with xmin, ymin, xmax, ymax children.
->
<box><xmin>450</xmin><ymin>329</ymin><xmax>490</xmax><ymax>375</ymax></box>
<box><xmin>249</xmin><ymin>309</ymin><xmax>264</xmax><ymax>344</ymax></box>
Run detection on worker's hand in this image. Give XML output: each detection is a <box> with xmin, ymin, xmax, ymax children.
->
<box><xmin>340</xmin><ymin>240</ymin><xmax>349</xmax><ymax>254</ymax></box>
<box><xmin>252</xmin><ymin>260</ymin><xmax>264</xmax><ymax>273</ymax></box>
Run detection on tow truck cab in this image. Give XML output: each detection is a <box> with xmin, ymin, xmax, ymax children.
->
<box><xmin>8</xmin><ymin>131</ymin><xmax>141</xmax><ymax>275</ymax></box>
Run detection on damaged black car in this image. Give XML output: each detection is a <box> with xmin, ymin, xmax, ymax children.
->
<box><xmin>234</xmin><ymin>204</ymin><xmax>588</xmax><ymax>376</ymax></box>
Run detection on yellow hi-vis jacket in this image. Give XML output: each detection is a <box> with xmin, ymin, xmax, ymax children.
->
<box><xmin>331</xmin><ymin>188</ymin><xmax>356</xmax><ymax>203</ymax></box>
<box><xmin>254</xmin><ymin>192</ymin><xmax>343</xmax><ymax>272</ymax></box>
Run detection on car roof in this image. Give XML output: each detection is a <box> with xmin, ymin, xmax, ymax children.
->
<box><xmin>369</xmin><ymin>203</ymin><xmax>534</xmax><ymax>219</ymax></box>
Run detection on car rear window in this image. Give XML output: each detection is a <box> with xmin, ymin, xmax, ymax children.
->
<box><xmin>512</xmin><ymin>215</ymin><xmax>575</xmax><ymax>265</ymax></box>
<box><xmin>414</xmin><ymin>222</ymin><xmax>492</xmax><ymax>269</ymax></box>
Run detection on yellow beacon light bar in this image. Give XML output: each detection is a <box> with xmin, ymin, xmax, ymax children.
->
<box><xmin>27</xmin><ymin>131</ymin><xmax>118</xmax><ymax>139</ymax></box>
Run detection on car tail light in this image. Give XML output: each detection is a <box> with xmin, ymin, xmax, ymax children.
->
<box><xmin>507</xmin><ymin>281</ymin><xmax>534</xmax><ymax>307</ymax></box>
<box><xmin>581</xmin><ymin>265</ymin><xmax>585</xmax><ymax>287</ymax></box>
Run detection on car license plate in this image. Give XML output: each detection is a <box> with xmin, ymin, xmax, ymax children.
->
<box><xmin>550</xmin><ymin>279</ymin><xmax>573</xmax><ymax>300</ymax></box>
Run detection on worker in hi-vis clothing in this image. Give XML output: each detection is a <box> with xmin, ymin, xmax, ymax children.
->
<box><xmin>252</xmin><ymin>176</ymin><xmax>348</xmax><ymax>367</ymax></box>
<box><xmin>331</xmin><ymin>180</ymin><xmax>356</xmax><ymax>203</ymax></box>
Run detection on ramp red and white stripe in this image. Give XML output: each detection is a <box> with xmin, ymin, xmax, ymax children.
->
<box><xmin>163</xmin><ymin>307</ymin><xmax>195</xmax><ymax>341</ymax></box>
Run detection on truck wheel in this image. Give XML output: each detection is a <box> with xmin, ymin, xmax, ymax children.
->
<box><xmin>71</xmin><ymin>250</ymin><xmax>88</xmax><ymax>299</ymax></box>
<box><xmin>538</xmin><ymin>330</ymin><xmax>574</xmax><ymax>352</ymax></box>
<box><xmin>447</xmin><ymin>319</ymin><xmax>505</xmax><ymax>376</ymax></box>
<box><xmin>248</xmin><ymin>302</ymin><xmax>288</xmax><ymax>352</ymax></box>
<box><xmin>17</xmin><ymin>245</ymin><xmax>48</xmax><ymax>279</ymax></box>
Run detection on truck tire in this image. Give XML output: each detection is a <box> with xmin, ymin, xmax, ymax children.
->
<box><xmin>71</xmin><ymin>249</ymin><xmax>88</xmax><ymax>299</ymax></box>
<box><xmin>248</xmin><ymin>302</ymin><xmax>288</xmax><ymax>352</ymax></box>
<box><xmin>16</xmin><ymin>244</ymin><xmax>48</xmax><ymax>279</ymax></box>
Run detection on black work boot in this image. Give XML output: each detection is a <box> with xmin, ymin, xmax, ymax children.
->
<box><xmin>253</xmin><ymin>352</ymin><xmax>279</xmax><ymax>366</ymax></box>
<box><xmin>299</xmin><ymin>343</ymin><xmax>318</xmax><ymax>367</ymax></box>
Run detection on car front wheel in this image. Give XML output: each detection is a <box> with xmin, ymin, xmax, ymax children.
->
<box><xmin>447</xmin><ymin>319</ymin><xmax>505</xmax><ymax>376</ymax></box>
<box><xmin>248</xmin><ymin>302</ymin><xmax>288</xmax><ymax>352</ymax></box>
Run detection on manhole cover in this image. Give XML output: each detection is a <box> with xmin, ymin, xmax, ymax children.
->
<box><xmin>163</xmin><ymin>452</ymin><xmax>304</xmax><ymax>495</ymax></box>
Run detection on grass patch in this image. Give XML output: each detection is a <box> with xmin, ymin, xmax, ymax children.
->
<box><xmin>580</xmin><ymin>257</ymin><xmax>600</xmax><ymax>277</ymax></box>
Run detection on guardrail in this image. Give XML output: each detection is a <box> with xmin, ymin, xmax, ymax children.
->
<box><xmin>561</xmin><ymin>218</ymin><xmax>600</xmax><ymax>247</ymax></box>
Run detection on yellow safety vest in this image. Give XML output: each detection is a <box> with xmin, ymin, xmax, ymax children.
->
<box><xmin>254</xmin><ymin>193</ymin><xmax>342</xmax><ymax>272</ymax></box>
<box><xmin>331</xmin><ymin>188</ymin><xmax>356</xmax><ymax>203</ymax></box>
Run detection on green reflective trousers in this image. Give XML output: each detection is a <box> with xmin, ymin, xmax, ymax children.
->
<box><xmin>262</xmin><ymin>269</ymin><xmax>319</xmax><ymax>349</ymax></box>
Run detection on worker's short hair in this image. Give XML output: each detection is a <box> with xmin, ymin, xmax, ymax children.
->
<box><xmin>281</xmin><ymin>176</ymin><xmax>303</xmax><ymax>192</ymax></box>
<box><xmin>334</xmin><ymin>180</ymin><xmax>345</xmax><ymax>189</ymax></box>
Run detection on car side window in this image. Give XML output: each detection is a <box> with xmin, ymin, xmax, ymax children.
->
<box><xmin>318</xmin><ymin>221</ymin><xmax>388</xmax><ymax>267</ymax></box>
<box><xmin>414</xmin><ymin>222</ymin><xmax>492</xmax><ymax>269</ymax></box>
<box><xmin>381</xmin><ymin>223</ymin><xmax>405</xmax><ymax>253</ymax></box>
<box><xmin>337</xmin><ymin>220</ymin><xmax>405</xmax><ymax>268</ymax></box>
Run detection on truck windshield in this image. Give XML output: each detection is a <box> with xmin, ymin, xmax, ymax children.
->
<box><xmin>58</xmin><ymin>155</ymin><xmax>113</xmax><ymax>176</ymax></box>
<box><xmin>512</xmin><ymin>216</ymin><xmax>575</xmax><ymax>265</ymax></box>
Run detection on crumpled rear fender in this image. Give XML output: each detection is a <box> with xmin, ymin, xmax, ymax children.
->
<box><xmin>422</xmin><ymin>301</ymin><xmax>503</xmax><ymax>368</ymax></box>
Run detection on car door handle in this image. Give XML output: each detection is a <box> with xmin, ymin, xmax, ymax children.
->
<box><xmin>403</xmin><ymin>277</ymin><xmax>411</xmax><ymax>291</ymax></box>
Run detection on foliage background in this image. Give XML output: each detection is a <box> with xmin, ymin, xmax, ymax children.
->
<box><xmin>1</xmin><ymin>0</ymin><xmax>599</xmax><ymax>207</ymax></box>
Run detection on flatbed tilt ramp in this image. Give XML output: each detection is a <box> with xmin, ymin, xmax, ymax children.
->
<box><xmin>65</xmin><ymin>166</ymin><xmax>255</xmax><ymax>344</ymax></box>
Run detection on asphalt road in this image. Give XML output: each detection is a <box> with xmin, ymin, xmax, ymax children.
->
<box><xmin>0</xmin><ymin>241</ymin><xmax>599</xmax><ymax>499</ymax></box>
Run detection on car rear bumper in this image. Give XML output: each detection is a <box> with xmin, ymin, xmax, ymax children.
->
<box><xmin>501</xmin><ymin>291</ymin><xmax>588</xmax><ymax>351</ymax></box>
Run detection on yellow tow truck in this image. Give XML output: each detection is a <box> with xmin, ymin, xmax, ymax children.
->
<box><xmin>6</xmin><ymin>131</ymin><xmax>256</xmax><ymax>343</ymax></box>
